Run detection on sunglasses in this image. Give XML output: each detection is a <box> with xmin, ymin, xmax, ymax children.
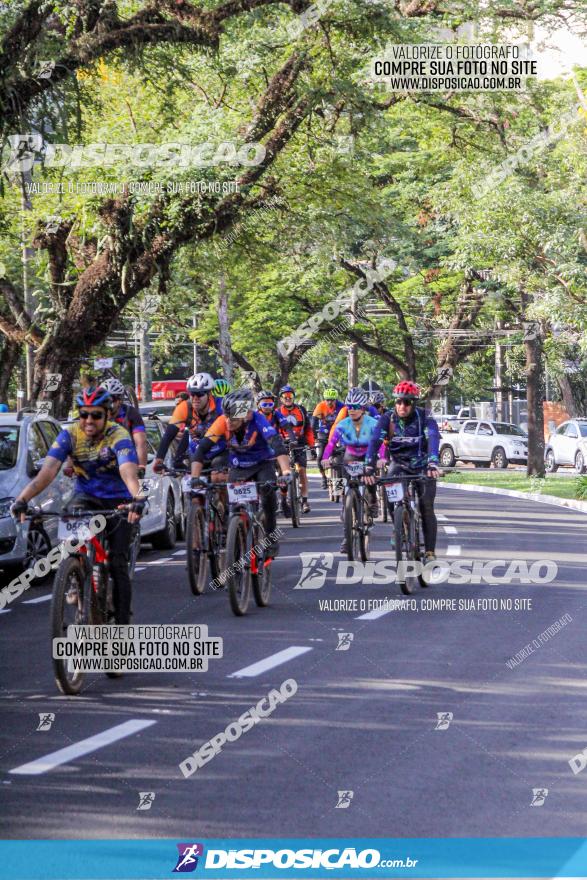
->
<box><xmin>395</xmin><ymin>398</ymin><xmax>414</xmax><ymax>406</ymax></box>
<box><xmin>347</xmin><ymin>404</ymin><xmax>364</xmax><ymax>411</ymax></box>
<box><xmin>260</xmin><ymin>401</ymin><xmax>275</xmax><ymax>409</ymax></box>
<box><xmin>190</xmin><ymin>390</ymin><xmax>209</xmax><ymax>398</ymax></box>
<box><xmin>79</xmin><ymin>411</ymin><xmax>106</xmax><ymax>420</ymax></box>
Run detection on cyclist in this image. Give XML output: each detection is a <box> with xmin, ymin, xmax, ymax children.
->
<box><xmin>312</xmin><ymin>388</ymin><xmax>344</xmax><ymax>489</ymax></box>
<box><xmin>321</xmin><ymin>388</ymin><xmax>380</xmax><ymax>553</ymax></box>
<box><xmin>191</xmin><ymin>388</ymin><xmax>291</xmax><ymax>560</ymax></box>
<box><xmin>277</xmin><ymin>384</ymin><xmax>315</xmax><ymax>514</ymax></box>
<box><xmin>257</xmin><ymin>390</ymin><xmax>297</xmax><ymax>517</ymax></box>
<box><xmin>328</xmin><ymin>382</ymin><xmax>380</xmax><ymax>437</ymax></box>
<box><xmin>11</xmin><ymin>386</ymin><xmax>144</xmax><ymax>625</ymax></box>
<box><xmin>364</xmin><ymin>380</ymin><xmax>440</xmax><ymax>560</ymax></box>
<box><xmin>213</xmin><ymin>377</ymin><xmax>232</xmax><ymax>398</ymax></box>
<box><xmin>152</xmin><ymin>373</ymin><xmax>222</xmax><ymax>472</ymax></box>
<box><xmin>101</xmin><ymin>378</ymin><xmax>148</xmax><ymax>478</ymax></box>
<box><xmin>369</xmin><ymin>390</ymin><xmax>386</xmax><ymax>417</ymax></box>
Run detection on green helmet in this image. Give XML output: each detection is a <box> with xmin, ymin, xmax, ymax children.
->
<box><xmin>213</xmin><ymin>378</ymin><xmax>232</xmax><ymax>397</ymax></box>
<box><xmin>323</xmin><ymin>387</ymin><xmax>337</xmax><ymax>400</ymax></box>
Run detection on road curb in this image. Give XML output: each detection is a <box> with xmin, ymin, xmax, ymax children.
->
<box><xmin>442</xmin><ymin>481</ymin><xmax>587</xmax><ymax>515</ymax></box>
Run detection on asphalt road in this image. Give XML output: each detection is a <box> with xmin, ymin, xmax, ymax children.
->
<box><xmin>1</xmin><ymin>476</ymin><xmax>586</xmax><ymax>840</ymax></box>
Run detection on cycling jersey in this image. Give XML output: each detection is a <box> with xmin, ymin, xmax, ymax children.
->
<box><xmin>113</xmin><ymin>404</ymin><xmax>145</xmax><ymax>436</ymax></box>
<box><xmin>329</xmin><ymin>404</ymin><xmax>379</xmax><ymax>438</ymax></box>
<box><xmin>194</xmin><ymin>412</ymin><xmax>286</xmax><ymax>469</ymax></box>
<box><xmin>366</xmin><ymin>407</ymin><xmax>440</xmax><ymax>471</ymax></box>
<box><xmin>48</xmin><ymin>422</ymin><xmax>137</xmax><ymax>500</ymax></box>
<box><xmin>312</xmin><ymin>400</ymin><xmax>344</xmax><ymax>435</ymax></box>
<box><xmin>323</xmin><ymin>414</ymin><xmax>379</xmax><ymax>460</ymax></box>
<box><xmin>157</xmin><ymin>394</ymin><xmax>223</xmax><ymax>463</ymax></box>
<box><xmin>259</xmin><ymin>408</ymin><xmax>296</xmax><ymax>439</ymax></box>
<box><xmin>277</xmin><ymin>404</ymin><xmax>315</xmax><ymax>447</ymax></box>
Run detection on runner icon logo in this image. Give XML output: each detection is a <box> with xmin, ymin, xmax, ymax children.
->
<box><xmin>36</xmin><ymin>713</ymin><xmax>55</xmax><ymax>731</ymax></box>
<box><xmin>294</xmin><ymin>552</ymin><xmax>334</xmax><ymax>589</ymax></box>
<box><xmin>173</xmin><ymin>844</ymin><xmax>204</xmax><ymax>873</ymax></box>
<box><xmin>336</xmin><ymin>632</ymin><xmax>354</xmax><ymax>651</ymax></box>
<box><xmin>530</xmin><ymin>788</ymin><xmax>548</xmax><ymax>806</ymax></box>
<box><xmin>335</xmin><ymin>790</ymin><xmax>354</xmax><ymax>809</ymax></box>
<box><xmin>136</xmin><ymin>792</ymin><xmax>155</xmax><ymax>811</ymax></box>
<box><xmin>435</xmin><ymin>712</ymin><xmax>453</xmax><ymax>730</ymax></box>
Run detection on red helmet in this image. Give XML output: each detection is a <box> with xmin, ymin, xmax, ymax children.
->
<box><xmin>393</xmin><ymin>380</ymin><xmax>420</xmax><ymax>401</ymax></box>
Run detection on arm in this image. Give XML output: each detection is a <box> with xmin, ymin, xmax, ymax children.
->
<box><xmin>425</xmin><ymin>416</ymin><xmax>440</xmax><ymax>463</ymax></box>
<box><xmin>366</xmin><ymin>413</ymin><xmax>390</xmax><ymax>469</ymax></box>
<box><xmin>322</xmin><ymin>427</ymin><xmax>342</xmax><ymax>463</ymax></box>
<box><xmin>15</xmin><ymin>458</ymin><xmax>61</xmax><ymax>507</ymax></box>
<box><xmin>154</xmin><ymin>422</ymin><xmax>180</xmax><ymax>465</ymax></box>
<box><xmin>328</xmin><ymin>406</ymin><xmax>346</xmax><ymax>440</ymax></box>
<box><xmin>133</xmin><ymin>430</ymin><xmax>148</xmax><ymax>469</ymax></box>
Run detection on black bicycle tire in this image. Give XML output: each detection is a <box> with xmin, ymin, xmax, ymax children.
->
<box><xmin>186</xmin><ymin>503</ymin><xmax>207</xmax><ymax>595</ymax></box>
<box><xmin>51</xmin><ymin>557</ymin><xmax>88</xmax><ymax>695</ymax></box>
<box><xmin>289</xmin><ymin>474</ymin><xmax>300</xmax><ymax>528</ymax></box>
<box><xmin>225</xmin><ymin>516</ymin><xmax>251</xmax><ymax>616</ymax></box>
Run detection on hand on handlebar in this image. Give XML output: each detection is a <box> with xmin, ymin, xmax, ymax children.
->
<box><xmin>152</xmin><ymin>458</ymin><xmax>165</xmax><ymax>474</ymax></box>
<box><xmin>362</xmin><ymin>466</ymin><xmax>376</xmax><ymax>486</ymax></box>
<box><xmin>427</xmin><ymin>465</ymin><xmax>441</xmax><ymax>478</ymax></box>
<box><xmin>277</xmin><ymin>471</ymin><xmax>292</xmax><ymax>488</ymax></box>
<box><xmin>10</xmin><ymin>499</ymin><xmax>29</xmax><ymax>522</ymax></box>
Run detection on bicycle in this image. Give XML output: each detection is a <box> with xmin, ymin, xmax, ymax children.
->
<box><xmin>41</xmin><ymin>504</ymin><xmax>142</xmax><ymax>695</ymax></box>
<box><xmin>224</xmin><ymin>478</ymin><xmax>288</xmax><ymax>616</ymax></box>
<box><xmin>377</xmin><ymin>474</ymin><xmax>432</xmax><ymax>595</ymax></box>
<box><xmin>376</xmin><ymin>460</ymin><xmax>389</xmax><ymax>523</ymax></box>
<box><xmin>183</xmin><ymin>474</ymin><xmax>227</xmax><ymax>595</ymax></box>
<box><xmin>283</xmin><ymin>440</ymin><xmax>302</xmax><ymax>528</ymax></box>
<box><xmin>327</xmin><ymin>449</ymin><xmax>345</xmax><ymax>503</ymax></box>
<box><xmin>341</xmin><ymin>460</ymin><xmax>373</xmax><ymax>563</ymax></box>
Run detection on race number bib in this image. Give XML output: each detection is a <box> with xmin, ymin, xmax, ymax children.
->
<box><xmin>58</xmin><ymin>518</ymin><xmax>93</xmax><ymax>543</ymax></box>
<box><xmin>345</xmin><ymin>461</ymin><xmax>364</xmax><ymax>477</ymax></box>
<box><xmin>227</xmin><ymin>482</ymin><xmax>258</xmax><ymax>503</ymax></box>
<box><xmin>385</xmin><ymin>482</ymin><xmax>404</xmax><ymax>503</ymax></box>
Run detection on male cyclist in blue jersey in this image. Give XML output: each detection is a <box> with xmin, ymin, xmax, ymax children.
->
<box><xmin>321</xmin><ymin>388</ymin><xmax>380</xmax><ymax>553</ymax></box>
<box><xmin>12</xmin><ymin>386</ymin><xmax>144</xmax><ymax>624</ymax></box>
<box><xmin>364</xmin><ymin>381</ymin><xmax>440</xmax><ymax>560</ymax></box>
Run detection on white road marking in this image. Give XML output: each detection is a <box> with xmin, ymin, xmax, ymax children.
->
<box><xmin>134</xmin><ymin>567</ymin><xmax>146</xmax><ymax>573</ymax></box>
<box><xmin>443</xmin><ymin>525</ymin><xmax>458</xmax><ymax>534</ymax></box>
<box><xmin>9</xmin><ymin>719</ymin><xmax>157</xmax><ymax>776</ymax></box>
<box><xmin>446</xmin><ymin>545</ymin><xmax>462</xmax><ymax>556</ymax></box>
<box><xmin>22</xmin><ymin>594</ymin><xmax>52</xmax><ymax>604</ymax></box>
<box><xmin>0</xmin><ymin>609</ymin><xmax>12</xmax><ymax>614</ymax></box>
<box><xmin>172</xmin><ymin>549</ymin><xmax>186</xmax><ymax>556</ymax></box>
<box><xmin>437</xmin><ymin>514</ymin><xmax>448</xmax><ymax>521</ymax></box>
<box><xmin>356</xmin><ymin>606</ymin><xmax>395</xmax><ymax>621</ymax></box>
<box><xmin>228</xmin><ymin>646</ymin><xmax>313</xmax><ymax>678</ymax></box>
<box><xmin>149</xmin><ymin>558</ymin><xmax>168</xmax><ymax>566</ymax></box>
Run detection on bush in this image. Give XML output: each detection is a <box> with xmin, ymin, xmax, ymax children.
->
<box><xmin>575</xmin><ymin>476</ymin><xmax>587</xmax><ymax>500</ymax></box>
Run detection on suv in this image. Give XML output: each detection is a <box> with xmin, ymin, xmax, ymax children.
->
<box><xmin>438</xmin><ymin>420</ymin><xmax>528</xmax><ymax>469</ymax></box>
<box><xmin>545</xmin><ymin>419</ymin><xmax>587</xmax><ymax>473</ymax></box>
<box><xmin>0</xmin><ymin>412</ymin><xmax>73</xmax><ymax>575</ymax></box>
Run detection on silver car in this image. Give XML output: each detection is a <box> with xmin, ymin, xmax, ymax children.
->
<box><xmin>140</xmin><ymin>416</ymin><xmax>184</xmax><ymax>547</ymax></box>
<box><xmin>545</xmin><ymin>419</ymin><xmax>587</xmax><ymax>473</ymax></box>
<box><xmin>0</xmin><ymin>412</ymin><xmax>73</xmax><ymax>575</ymax></box>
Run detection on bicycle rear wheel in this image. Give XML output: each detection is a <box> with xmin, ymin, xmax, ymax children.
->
<box><xmin>225</xmin><ymin>516</ymin><xmax>251</xmax><ymax>616</ymax></box>
<box><xmin>289</xmin><ymin>473</ymin><xmax>300</xmax><ymax>528</ymax></box>
<box><xmin>186</xmin><ymin>503</ymin><xmax>207</xmax><ymax>595</ymax></box>
<box><xmin>394</xmin><ymin>505</ymin><xmax>418</xmax><ymax>595</ymax></box>
<box><xmin>51</xmin><ymin>557</ymin><xmax>89</xmax><ymax>695</ymax></box>
<box><xmin>252</xmin><ymin>516</ymin><xmax>272</xmax><ymax>607</ymax></box>
<box><xmin>208</xmin><ymin>500</ymin><xmax>226</xmax><ymax>584</ymax></box>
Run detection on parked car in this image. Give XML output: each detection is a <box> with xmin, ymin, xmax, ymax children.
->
<box><xmin>545</xmin><ymin>419</ymin><xmax>587</xmax><ymax>474</ymax></box>
<box><xmin>432</xmin><ymin>414</ymin><xmax>466</xmax><ymax>433</ymax></box>
<box><xmin>139</xmin><ymin>400</ymin><xmax>177</xmax><ymax>423</ymax></box>
<box><xmin>0</xmin><ymin>412</ymin><xmax>73</xmax><ymax>575</ymax></box>
<box><xmin>438</xmin><ymin>420</ymin><xmax>528</xmax><ymax>469</ymax></box>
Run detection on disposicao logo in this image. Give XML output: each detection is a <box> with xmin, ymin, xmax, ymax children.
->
<box><xmin>173</xmin><ymin>843</ymin><xmax>204</xmax><ymax>872</ymax></box>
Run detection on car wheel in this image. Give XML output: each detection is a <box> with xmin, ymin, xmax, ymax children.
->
<box><xmin>492</xmin><ymin>447</ymin><xmax>508</xmax><ymax>469</ymax></box>
<box><xmin>575</xmin><ymin>451</ymin><xmax>587</xmax><ymax>475</ymax></box>
<box><xmin>151</xmin><ymin>494</ymin><xmax>177</xmax><ymax>550</ymax></box>
<box><xmin>24</xmin><ymin>523</ymin><xmax>52</xmax><ymax>581</ymax></box>
<box><xmin>439</xmin><ymin>446</ymin><xmax>456</xmax><ymax>468</ymax></box>
<box><xmin>545</xmin><ymin>449</ymin><xmax>558</xmax><ymax>473</ymax></box>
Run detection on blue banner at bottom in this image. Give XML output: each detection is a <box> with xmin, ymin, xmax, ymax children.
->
<box><xmin>2</xmin><ymin>838</ymin><xmax>587</xmax><ymax>879</ymax></box>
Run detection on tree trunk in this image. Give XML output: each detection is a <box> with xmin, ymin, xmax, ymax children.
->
<box><xmin>525</xmin><ymin>329</ymin><xmax>545</xmax><ymax>477</ymax></box>
<box><xmin>0</xmin><ymin>339</ymin><xmax>20</xmax><ymax>403</ymax></box>
<box><xmin>558</xmin><ymin>374</ymin><xmax>577</xmax><ymax>417</ymax></box>
<box><xmin>217</xmin><ymin>275</ymin><xmax>233</xmax><ymax>382</ymax></box>
<box><xmin>139</xmin><ymin>322</ymin><xmax>152</xmax><ymax>402</ymax></box>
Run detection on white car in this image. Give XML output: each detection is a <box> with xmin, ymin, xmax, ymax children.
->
<box><xmin>138</xmin><ymin>417</ymin><xmax>184</xmax><ymax>547</ymax></box>
<box><xmin>438</xmin><ymin>420</ymin><xmax>528</xmax><ymax>469</ymax></box>
<box><xmin>545</xmin><ymin>419</ymin><xmax>587</xmax><ymax>474</ymax></box>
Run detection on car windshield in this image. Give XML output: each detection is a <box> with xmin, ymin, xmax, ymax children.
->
<box><xmin>0</xmin><ymin>426</ymin><xmax>19</xmax><ymax>470</ymax></box>
<box><xmin>493</xmin><ymin>423</ymin><xmax>526</xmax><ymax>437</ymax></box>
<box><xmin>579</xmin><ymin>423</ymin><xmax>587</xmax><ymax>438</ymax></box>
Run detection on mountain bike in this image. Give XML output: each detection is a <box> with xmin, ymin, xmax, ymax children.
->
<box><xmin>342</xmin><ymin>460</ymin><xmax>373</xmax><ymax>563</ymax></box>
<box><xmin>378</xmin><ymin>474</ymin><xmax>431</xmax><ymax>595</ymax></box>
<box><xmin>327</xmin><ymin>449</ymin><xmax>345</xmax><ymax>503</ymax></box>
<box><xmin>224</xmin><ymin>478</ymin><xmax>288</xmax><ymax>616</ymax></box>
<box><xmin>183</xmin><ymin>475</ymin><xmax>227</xmax><ymax>595</ymax></box>
<box><xmin>284</xmin><ymin>440</ymin><xmax>302</xmax><ymax>527</ymax></box>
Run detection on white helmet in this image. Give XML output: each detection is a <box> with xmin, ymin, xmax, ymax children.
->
<box><xmin>186</xmin><ymin>372</ymin><xmax>214</xmax><ymax>394</ymax></box>
<box><xmin>101</xmin><ymin>377</ymin><xmax>125</xmax><ymax>398</ymax></box>
<box><xmin>345</xmin><ymin>387</ymin><xmax>369</xmax><ymax>407</ymax></box>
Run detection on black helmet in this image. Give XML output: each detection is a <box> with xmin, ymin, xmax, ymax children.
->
<box><xmin>223</xmin><ymin>388</ymin><xmax>254</xmax><ymax>418</ymax></box>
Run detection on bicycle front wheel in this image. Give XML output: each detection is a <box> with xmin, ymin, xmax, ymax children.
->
<box><xmin>394</xmin><ymin>504</ymin><xmax>418</xmax><ymax>595</ymax></box>
<box><xmin>186</xmin><ymin>503</ymin><xmax>208</xmax><ymax>595</ymax></box>
<box><xmin>225</xmin><ymin>516</ymin><xmax>251</xmax><ymax>616</ymax></box>
<box><xmin>51</xmin><ymin>556</ymin><xmax>89</xmax><ymax>695</ymax></box>
<box><xmin>343</xmin><ymin>491</ymin><xmax>361</xmax><ymax>562</ymax></box>
<box><xmin>289</xmin><ymin>473</ymin><xmax>300</xmax><ymax>527</ymax></box>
